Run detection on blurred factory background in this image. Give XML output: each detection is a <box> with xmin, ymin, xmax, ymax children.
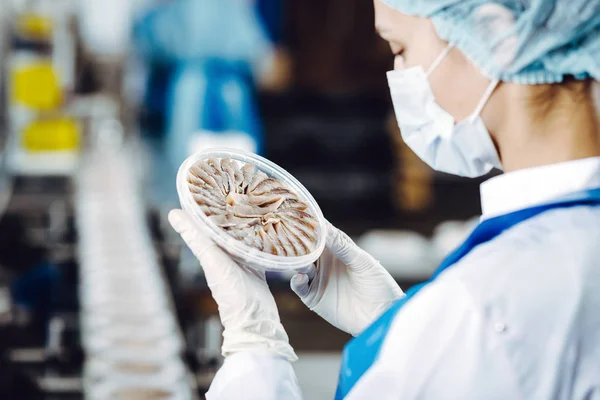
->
<box><xmin>0</xmin><ymin>0</ymin><xmax>489</xmax><ymax>398</ymax></box>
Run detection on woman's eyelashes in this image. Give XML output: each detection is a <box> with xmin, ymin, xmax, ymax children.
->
<box><xmin>387</xmin><ymin>39</ymin><xmax>404</xmax><ymax>55</ymax></box>
<box><xmin>394</xmin><ymin>53</ymin><xmax>406</xmax><ymax>69</ymax></box>
<box><xmin>392</xmin><ymin>45</ymin><xmax>406</xmax><ymax>68</ymax></box>
<box><xmin>387</xmin><ymin>40</ymin><xmax>407</xmax><ymax>68</ymax></box>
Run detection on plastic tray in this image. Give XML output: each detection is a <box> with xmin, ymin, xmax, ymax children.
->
<box><xmin>85</xmin><ymin>376</ymin><xmax>193</xmax><ymax>400</ymax></box>
<box><xmin>84</xmin><ymin>357</ymin><xmax>185</xmax><ymax>387</ymax></box>
<box><xmin>177</xmin><ymin>148</ymin><xmax>326</xmax><ymax>272</ymax></box>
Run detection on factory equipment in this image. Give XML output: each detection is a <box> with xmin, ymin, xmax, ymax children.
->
<box><xmin>0</xmin><ymin>1</ymin><xmax>199</xmax><ymax>398</ymax></box>
<box><xmin>5</xmin><ymin>1</ymin><xmax>80</xmax><ymax>175</ymax></box>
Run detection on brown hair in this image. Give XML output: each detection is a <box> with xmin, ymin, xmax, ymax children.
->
<box><xmin>528</xmin><ymin>76</ymin><xmax>596</xmax><ymax>121</ymax></box>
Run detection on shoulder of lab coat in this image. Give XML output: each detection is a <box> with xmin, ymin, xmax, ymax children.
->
<box><xmin>206</xmin><ymin>350</ymin><xmax>303</xmax><ymax>400</ymax></box>
<box><xmin>346</xmin><ymin>277</ymin><xmax>521</xmax><ymax>400</ymax></box>
<box><xmin>348</xmin><ymin>205</ymin><xmax>600</xmax><ymax>399</ymax></box>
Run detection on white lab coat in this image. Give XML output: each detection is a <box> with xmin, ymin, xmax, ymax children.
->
<box><xmin>208</xmin><ymin>157</ymin><xmax>600</xmax><ymax>399</ymax></box>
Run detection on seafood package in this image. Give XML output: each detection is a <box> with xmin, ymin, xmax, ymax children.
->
<box><xmin>177</xmin><ymin>149</ymin><xmax>326</xmax><ymax>272</ymax></box>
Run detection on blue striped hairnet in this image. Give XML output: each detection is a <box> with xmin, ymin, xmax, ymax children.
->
<box><xmin>382</xmin><ymin>0</ymin><xmax>600</xmax><ymax>84</ymax></box>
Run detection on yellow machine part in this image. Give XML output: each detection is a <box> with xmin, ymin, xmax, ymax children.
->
<box><xmin>12</xmin><ymin>62</ymin><xmax>63</xmax><ymax>110</ymax></box>
<box><xmin>16</xmin><ymin>14</ymin><xmax>54</xmax><ymax>39</ymax></box>
<box><xmin>21</xmin><ymin>118</ymin><xmax>80</xmax><ymax>152</ymax></box>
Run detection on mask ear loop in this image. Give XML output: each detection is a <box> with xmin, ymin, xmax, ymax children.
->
<box><xmin>468</xmin><ymin>79</ymin><xmax>500</xmax><ymax>122</ymax></box>
<box><xmin>426</xmin><ymin>43</ymin><xmax>454</xmax><ymax>76</ymax></box>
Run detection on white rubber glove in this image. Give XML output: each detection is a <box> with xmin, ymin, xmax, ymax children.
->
<box><xmin>169</xmin><ymin>209</ymin><xmax>297</xmax><ymax>362</ymax></box>
<box><xmin>291</xmin><ymin>222</ymin><xmax>405</xmax><ymax>336</ymax></box>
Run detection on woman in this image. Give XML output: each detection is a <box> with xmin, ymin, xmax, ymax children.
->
<box><xmin>169</xmin><ymin>0</ymin><xmax>600</xmax><ymax>398</ymax></box>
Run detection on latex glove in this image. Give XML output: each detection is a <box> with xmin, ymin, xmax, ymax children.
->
<box><xmin>169</xmin><ymin>209</ymin><xmax>297</xmax><ymax>362</ymax></box>
<box><xmin>291</xmin><ymin>222</ymin><xmax>404</xmax><ymax>336</ymax></box>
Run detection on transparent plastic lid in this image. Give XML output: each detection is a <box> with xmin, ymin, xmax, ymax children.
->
<box><xmin>176</xmin><ymin>148</ymin><xmax>326</xmax><ymax>272</ymax></box>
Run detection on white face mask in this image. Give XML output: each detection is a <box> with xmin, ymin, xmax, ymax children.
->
<box><xmin>387</xmin><ymin>44</ymin><xmax>502</xmax><ymax>178</ymax></box>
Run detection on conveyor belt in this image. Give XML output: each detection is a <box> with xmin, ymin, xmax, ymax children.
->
<box><xmin>75</xmin><ymin>134</ymin><xmax>196</xmax><ymax>399</ymax></box>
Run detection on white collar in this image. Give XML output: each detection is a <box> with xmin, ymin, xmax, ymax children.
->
<box><xmin>480</xmin><ymin>157</ymin><xmax>600</xmax><ymax>220</ymax></box>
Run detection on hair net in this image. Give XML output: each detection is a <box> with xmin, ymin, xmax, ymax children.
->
<box><xmin>134</xmin><ymin>0</ymin><xmax>273</xmax><ymax>70</ymax></box>
<box><xmin>382</xmin><ymin>0</ymin><xmax>600</xmax><ymax>84</ymax></box>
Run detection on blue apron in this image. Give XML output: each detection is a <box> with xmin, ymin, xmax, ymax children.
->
<box><xmin>335</xmin><ymin>188</ymin><xmax>600</xmax><ymax>399</ymax></box>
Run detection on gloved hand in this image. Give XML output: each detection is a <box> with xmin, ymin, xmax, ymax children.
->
<box><xmin>291</xmin><ymin>222</ymin><xmax>404</xmax><ymax>336</ymax></box>
<box><xmin>169</xmin><ymin>209</ymin><xmax>297</xmax><ymax>362</ymax></box>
